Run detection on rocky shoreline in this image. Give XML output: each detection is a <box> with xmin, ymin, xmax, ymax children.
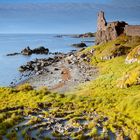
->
<box><xmin>13</xmin><ymin>48</ymin><xmax>98</xmax><ymax>93</ymax></box>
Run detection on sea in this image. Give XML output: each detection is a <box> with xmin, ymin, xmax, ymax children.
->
<box><xmin>0</xmin><ymin>34</ymin><xmax>94</xmax><ymax>86</ymax></box>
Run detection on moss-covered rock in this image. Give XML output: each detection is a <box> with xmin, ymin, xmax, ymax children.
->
<box><xmin>117</xmin><ymin>66</ymin><xmax>140</xmax><ymax>88</ymax></box>
<box><xmin>125</xmin><ymin>45</ymin><xmax>140</xmax><ymax>64</ymax></box>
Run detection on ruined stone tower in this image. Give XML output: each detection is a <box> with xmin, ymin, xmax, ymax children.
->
<box><xmin>97</xmin><ymin>11</ymin><xmax>107</xmax><ymax>31</ymax></box>
<box><xmin>96</xmin><ymin>11</ymin><xmax>127</xmax><ymax>45</ymax></box>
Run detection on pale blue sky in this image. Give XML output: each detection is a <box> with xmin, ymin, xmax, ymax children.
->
<box><xmin>0</xmin><ymin>0</ymin><xmax>112</xmax><ymax>3</ymax></box>
<box><xmin>0</xmin><ymin>0</ymin><xmax>140</xmax><ymax>34</ymax></box>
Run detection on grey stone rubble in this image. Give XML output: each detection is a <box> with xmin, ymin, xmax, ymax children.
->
<box><xmin>3</xmin><ymin>107</ymin><xmax>115</xmax><ymax>140</ymax></box>
<box><xmin>17</xmin><ymin>50</ymin><xmax>98</xmax><ymax>93</ymax></box>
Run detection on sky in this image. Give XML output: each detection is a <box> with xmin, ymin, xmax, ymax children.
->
<box><xmin>0</xmin><ymin>0</ymin><xmax>140</xmax><ymax>34</ymax></box>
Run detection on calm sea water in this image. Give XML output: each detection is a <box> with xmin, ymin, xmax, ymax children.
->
<box><xmin>0</xmin><ymin>34</ymin><xmax>94</xmax><ymax>86</ymax></box>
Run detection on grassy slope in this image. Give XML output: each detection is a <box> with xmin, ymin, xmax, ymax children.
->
<box><xmin>0</xmin><ymin>35</ymin><xmax>140</xmax><ymax>139</ymax></box>
<box><xmin>70</xmin><ymin>35</ymin><xmax>140</xmax><ymax>139</ymax></box>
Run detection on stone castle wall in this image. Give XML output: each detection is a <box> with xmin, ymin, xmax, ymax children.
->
<box><xmin>95</xmin><ymin>11</ymin><xmax>127</xmax><ymax>44</ymax></box>
<box><xmin>125</xmin><ymin>25</ymin><xmax>140</xmax><ymax>37</ymax></box>
<box><xmin>96</xmin><ymin>11</ymin><xmax>140</xmax><ymax>45</ymax></box>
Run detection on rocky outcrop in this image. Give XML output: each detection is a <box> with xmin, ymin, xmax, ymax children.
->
<box><xmin>32</xmin><ymin>46</ymin><xmax>49</xmax><ymax>54</ymax></box>
<box><xmin>21</xmin><ymin>46</ymin><xmax>32</xmax><ymax>55</ymax></box>
<box><xmin>19</xmin><ymin>55</ymin><xmax>64</xmax><ymax>74</ymax></box>
<box><xmin>21</xmin><ymin>46</ymin><xmax>49</xmax><ymax>55</ymax></box>
<box><xmin>72</xmin><ymin>42</ymin><xmax>87</xmax><ymax>48</ymax></box>
<box><xmin>117</xmin><ymin>66</ymin><xmax>140</xmax><ymax>88</ymax></box>
<box><xmin>125</xmin><ymin>45</ymin><xmax>140</xmax><ymax>64</ymax></box>
<box><xmin>96</xmin><ymin>11</ymin><xmax>128</xmax><ymax>45</ymax></box>
<box><xmin>7</xmin><ymin>46</ymin><xmax>49</xmax><ymax>56</ymax></box>
<box><xmin>101</xmin><ymin>44</ymin><xmax>130</xmax><ymax>60</ymax></box>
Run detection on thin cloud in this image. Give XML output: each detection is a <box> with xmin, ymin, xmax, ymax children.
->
<box><xmin>0</xmin><ymin>2</ymin><xmax>139</xmax><ymax>33</ymax></box>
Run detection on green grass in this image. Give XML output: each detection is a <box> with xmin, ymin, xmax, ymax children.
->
<box><xmin>0</xmin><ymin>35</ymin><xmax>140</xmax><ymax>139</ymax></box>
<box><xmin>0</xmin><ymin>84</ymin><xmax>51</xmax><ymax>110</ymax></box>
<box><xmin>73</xmin><ymin>35</ymin><xmax>140</xmax><ymax>139</ymax></box>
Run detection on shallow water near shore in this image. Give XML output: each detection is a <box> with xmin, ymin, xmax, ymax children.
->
<box><xmin>0</xmin><ymin>34</ymin><xmax>94</xmax><ymax>86</ymax></box>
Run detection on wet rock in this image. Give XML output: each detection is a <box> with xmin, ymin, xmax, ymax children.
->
<box><xmin>72</xmin><ymin>42</ymin><xmax>87</xmax><ymax>48</ymax></box>
<box><xmin>49</xmin><ymin>52</ymin><xmax>64</xmax><ymax>55</ymax></box>
<box><xmin>85</xmin><ymin>78</ymin><xmax>90</xmax><ymax>82</ymax></box>
<box><xmin>32</xmin><ymin>46</ymin><xmax>49</xmax><ymax>54</ymax></box>
<box><xmin>7</xmin><ymin>46</ymin><xmax>50</xmax><ymax>56</ymax></box>
<box><xmin>71</xmin><ymin>49</ymin><xmax>77</xmax><ymax>52</ymax></box>
<box><xmin>18</xmin><ymin>55</ymin><xmax>63</xmax><ymax>73</ymax></box>
<box><xmin>80</xmin><ymin>53</ymin><xmax>87</xmax><ymax>58</ymax></box>
<box><xmin>6</xmin><ymin>52</ymin><xmax>20</xmax><ymax>56</ymax></box>
<box><xmin>10</xmin><ymin>81</ymin><xmax>14</xmax><ymax>85</ymax></box>
<box><xmin>54</xmin><ymin>68</ymin><xmax>59</xmax><ymax>71</ymax></box>
<box><xmin>19</xmin><ymin>65</ymin><xmax>28</xmax><ymax>72</ymax></box>
<box><xmin>21</xmin><ymin>46</ymin><xmax>32</xmax><ymax>55</ymax></box>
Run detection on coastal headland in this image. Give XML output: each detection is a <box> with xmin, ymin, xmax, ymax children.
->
<box><xmin>0</xmin><ymin>11</ymin><xmax>140</xmax><ymax>140</ymax></box>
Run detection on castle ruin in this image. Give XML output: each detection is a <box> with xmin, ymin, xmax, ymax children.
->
<box><xmin>96</xmin><ymin>11</ymin><xmax>140</xmax><ymax>45</ymax></box>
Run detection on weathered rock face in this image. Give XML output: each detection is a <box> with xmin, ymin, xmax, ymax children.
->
<box><xmin>96</xmin><ymin>11</ymin><xmax>127</xmax><ymax>45</ymax></box>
